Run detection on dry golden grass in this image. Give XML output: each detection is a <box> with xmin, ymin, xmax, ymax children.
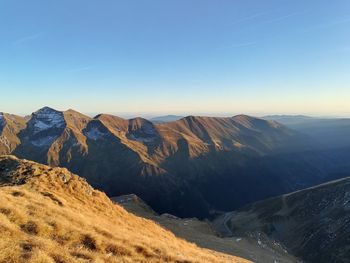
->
<box><xmin>0</xmin><ymin>156</ymin><xmax>250</xmax><ymax>263</ymax></box>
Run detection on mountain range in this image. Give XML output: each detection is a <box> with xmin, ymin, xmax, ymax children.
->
<box><xmin>1</xmin><ymin>107</ymin><xmax>350</xmax><ymax>218</ymax></box>
<box><xmin>2</xmin><ymin>108</ymin><xmax>350</xmax><ymax>262</ymax></box>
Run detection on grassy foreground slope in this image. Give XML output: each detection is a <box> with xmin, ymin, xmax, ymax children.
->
<box><xmin>0</xmin><ymin>155</ymin><xmax>249</xmax><ymax>263</ymax></box>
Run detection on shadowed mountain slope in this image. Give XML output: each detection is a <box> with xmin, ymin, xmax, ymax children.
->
<box><xmin>14</xmin><ymin>107</ymin><xmax>91</xmax><ymax>166</ymax></box>
<box><xmin>113</xmin><ymin>194</ymin><xmax>300</xmax><ymax>263</ymax></box>
<box><xmin>0</xmin><ymin>155</ymin><xmax>249</xmax><ymax>263</ymax></box>
<box><xmin>216</xmin><ymin>176</ymin><xmax>350</xmax><ymax>263</ymax></box>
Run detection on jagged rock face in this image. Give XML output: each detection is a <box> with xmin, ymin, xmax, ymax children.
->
<box><xmin>127</xmin><ymin>118</ymin><xmax>159</xmax><ymax>143</ymax></box>
<box><xmin>221</xmin><ymin>177</ymin><xmax>350</xmax><ymax>263</ymax></box>
<box><xmin>84</xmin><ymin>119</ymin><xmax>113</xmax><ymax>143</ymax></box>
<box><xmin>84</xmin><ymin>123</ymin><xmax>108</xmax><ymax>141</ymax></box>
<box><xmin>22</xmin><ymin>107</ymin><xmax>66</xmax><ymax>148</ymax></box>
<box><xmin>14</xmin><ymin>107</ymin><xmax>91</xmax><ymax>166</ymax></box>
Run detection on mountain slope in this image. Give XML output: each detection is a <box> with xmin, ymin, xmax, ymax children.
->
<box><xmin>216</xmin><ymin>176</ymin><xmax>350</xmax><ymax>263</ymax></box>
<box><xmin>5</xmin><ymin>107</ymin><xmax>349</xmax><ymax>218</ymax></box>
<box><xmin>113</xmin><ymin>194</ymin><xmax>300</xmax><ymax>263</ymax></box>
<box><xmin>0</xmin><ymin>112</ymin><xmax>26</xmax><ymax>155</ymax></box>
<box><xmin>14</xmin><ymin>107</ymin><xmax>91</xmax><ymax>166</ymax></box>
<box><xmin>0</xmin><ymin>155</ymin><xmax>249</xmax><ymax>263</ymax></box>
<box><xmin>77</xmin><ymin>114</ymin><xmax>314</xmax><ymax>217</ymax></box>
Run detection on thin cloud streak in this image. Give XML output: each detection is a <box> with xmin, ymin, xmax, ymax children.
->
<box><xmin>232</xmin><ymin>11</ymin><xmax>270</xmax><ymax>25</ymax></box>
<box><xmin>13</xmin><ymin>33</ymin><xmax>43</xmax><ymax>46</ymax></box>
<box><xmin>228</xmin><ymin>42</ymin><xmax>256</xmax><ymax>48</ymax></box>
<box><xmin>232</xmin><ymin>10</ymin><xmax>306</xmax><ymax>27</ymax></box>
<box><xmin>217</xmin><ymin>41</ymin><xmax>256</xmax><ymax>50</ymax></box>
<box><xmin>262</xmin><ymin>11</ymin><xmax>306</xmax><ymax>24</ymax></box>
<box><xmin>67</xmin><ymin>66</ymin><xmax>92</xmax><ymax>73</ymax></box>
<box><xmin>302</xmin><ymin>17</ymin><xmax>350</xmax><ymax>32</ymax></box>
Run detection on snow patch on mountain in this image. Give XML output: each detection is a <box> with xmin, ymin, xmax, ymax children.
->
<box><xmin>31</xmin><ymin>136</ymin><xmax>57</xmax><ymax>147</ymax></box>
<box><xmin>31</xmin><ymin>107</ymin><xmax>65</xmax><ymax>134</ymax></box>
<box><xmin>128</xmin><ymin>121</ymin><xmax>158</xmax><ymax>143</ymax></box>
<box><xmin>141</xmin><ymin>122</ymin><xmax>157</xmax><ymax>136</ymax></box>
<box><xmin>128</xmin><ymin>134</ymin><xmax>155</xmax><ymax>143</ymax></box>
<box><xmin>85</xmin><ymin>126</ymin><xmax>107</xmax><ymax>140</ymax></box>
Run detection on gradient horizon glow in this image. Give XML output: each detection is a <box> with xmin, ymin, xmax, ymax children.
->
<box><xmin>1</xmin><ymin>0</ymin><xmax>350</xmax><ymax>117</ymax></box>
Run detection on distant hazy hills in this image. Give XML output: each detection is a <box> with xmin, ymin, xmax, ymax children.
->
<box><xmin>1</xmin><ymin>107</ymin><xmax>350</xmax><ymax>218</ymax></box>
<box><xmin>218</xmin><ymin>175</ymin><xmax>350</xmax><ymax>263</ymax></box>
<box><xmin>264</xmin><ymin>115</ymin><xmax>350</xmax><ymax>149</ymax></box>
<box><xmin>0</xmin><ymin>155</ymin><xmax>247</xmax><ymax>263</ymax></box>
<box><xmin>149</xmin><ymin>115</ymin><xmax>183</xmax><ymax>123</ymax></box>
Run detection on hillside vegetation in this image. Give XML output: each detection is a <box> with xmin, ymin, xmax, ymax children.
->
<box><xmin>0</xmin><ymin>155</ymin><xmax>249</xmax><ymax>263</ymax></box>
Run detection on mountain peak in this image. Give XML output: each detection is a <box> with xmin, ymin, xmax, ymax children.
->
<box><xmin>34</xmin><ymin>106</ymin><xmax>60</xmax><ymax>114</ymax></box>
<box><xmin>63</xmin><ymin>109</ymin><xmax>91</xmax><ymax>124</ymax></box>
<box><xmin>95</xmin><ymin>113</ymin><xmax>126</xmax><ymax>121</ymax></box>
<box><xmin>128</xmin><ymin>118</ymin><xmax>158</xmax><ymax>141</ymax></box>
<box><xmin>181</xmin><ymin>115</ymin><xmax>203</xmax><ymax>122</ymax></box>
<box><xmin>128</xmin><ymin>117</ymin><xmax>156</xmax><ymax>132</ymax></box>
<box><xmin>232</xmin><ymin>114</ymin><xmax>282</xmax><ymax>129</ymax></box>
<box><xmin>30</xmin><ymin>107</ymin><xmax>65</xmax><ymax>134</ymax></box>
<box><xmin>129</xmin><ymin>116</ymin><xmax>152</xmax><ymax>123</ymax></box>
<box><xmin>64</xmin><ymin>108</ymin><xmax>82</xmax><ymax>115</ymax></box>
<box><xmin>14</xmin><ymin>107</ymin><xmax>67</xmax><ymax>149</ymax></box>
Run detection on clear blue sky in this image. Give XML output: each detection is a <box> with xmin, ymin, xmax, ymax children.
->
<box><xmin>1</xmin><ymin>0</ymin><xmax>349</xmax><ymax>117</ymax></box>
